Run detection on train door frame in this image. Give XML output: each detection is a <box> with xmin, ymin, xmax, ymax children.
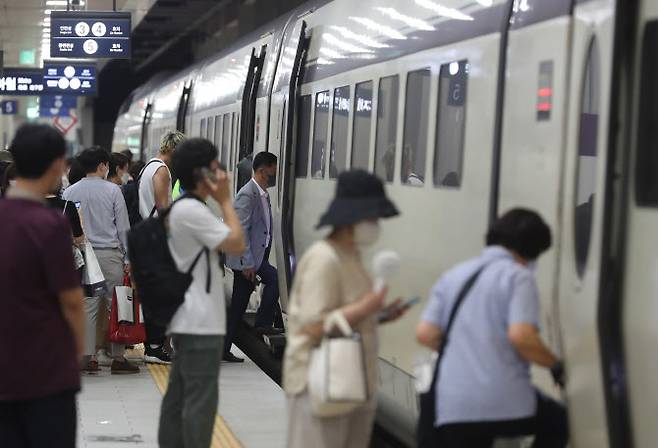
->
<box><xmin>140</xmin><ymin>101</ymin><xmax>153</xmax><ymax>162</ymax></box>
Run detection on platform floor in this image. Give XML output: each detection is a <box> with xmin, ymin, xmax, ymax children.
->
<box><xmin>76</xmin><ymin>347</ymin><xmax>287</xmax><ymax>448</ymax></box>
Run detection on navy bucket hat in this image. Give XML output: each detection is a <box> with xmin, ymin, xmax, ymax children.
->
<box><xmin>316</xmin><ymin>169</ymin><xmax>399</xmax><ymax>229</ymax></box>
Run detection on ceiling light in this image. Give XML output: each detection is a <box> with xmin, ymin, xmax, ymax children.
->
<box><xmin>414</xmin><ymin>0</ymin><xmax>474</xmax><ymax>21</ymax></box>
<box><xmin>376</xmin><ymin>7</ymin><xmax>436</xmax><ymax>30</ymax></box>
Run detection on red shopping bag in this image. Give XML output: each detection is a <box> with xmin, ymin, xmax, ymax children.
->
<box><xmin>108</xmin><ymin>274</ymin><xmax>146</xmax><ymax>344</ymax></box>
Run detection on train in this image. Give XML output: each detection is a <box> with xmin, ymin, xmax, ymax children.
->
<box><xmin>111</xmin><ymin>0</ymin><xmax>658</xmax><ymax>446</ymax></box>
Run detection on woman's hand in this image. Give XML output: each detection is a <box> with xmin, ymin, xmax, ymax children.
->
<box><xmin>360</xmin><ymin>287</ymin><xmax>387</xmax><ymax>315</ymax></box>
<box><xmin>379</xmin><ymin>298</ymin><xmax>409</xmax><ymax>324</ymax></box>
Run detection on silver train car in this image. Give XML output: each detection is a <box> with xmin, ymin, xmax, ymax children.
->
<box><xmin>112</xmin><ymin>0</ymin><xmax>658</xmax><ymax>446</ymax></box>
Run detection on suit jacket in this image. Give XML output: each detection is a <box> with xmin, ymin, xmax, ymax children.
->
<box><xmin>226</xmin><ymin>179</ymin><xmax>270</xmax><ymax>271</ymax></box>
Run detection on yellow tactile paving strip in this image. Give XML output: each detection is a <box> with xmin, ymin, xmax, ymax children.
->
<box><xmin>147</xmin><ymin>363</ymin><xmax>243</xmax><ymax>448</ymax></box>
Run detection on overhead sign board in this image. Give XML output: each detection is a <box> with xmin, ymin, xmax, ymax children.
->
<box><xmin>40</xmin><ymin>95</ymin><xmax>76</xmax><ymax>117</ymax></box>
<box><xmin>44</xmin><ymin>62</ymin><xmax>96</xmax><ymax>96</ymax></box>
<box><xmin>1</xmin><ymin>100</ymin><xmax>17</xmax><ymax>115</ymax></box>
<box><xmin>0</xmin><ymin>69</ymin><xmax>44</xmax><ymax>96</ymax></box>
<box><xmin>50</xmin><ymin>11</ymin><xmax>131</xmax><ymax>59</ymax></box>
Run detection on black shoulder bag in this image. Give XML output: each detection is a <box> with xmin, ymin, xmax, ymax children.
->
<box><xmin>417</xmin><ymin>264</ymin><xmax>488</xmax><ymax>448</ymax></box>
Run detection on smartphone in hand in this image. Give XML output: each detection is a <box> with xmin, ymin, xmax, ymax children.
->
<box><xmin>378</xmin><ymin>296</ymin><xmax>421</xmax><ymax>322</ymax></box>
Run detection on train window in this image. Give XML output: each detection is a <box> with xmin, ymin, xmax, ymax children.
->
<box><xmin>434</xmin><ymin>60</ymin><xmax>468</xmax><ymax>188</ymax></box>
<box><xmin>330</xmin><ymin>85</ymin><xmax>351</xmax><ymax>178</ymax></box>
<box><xmin>311</xmin><ymin>90</ymin><xmax>330</xmax><ymax>179</ymax></box>
<box><xmin>207</xmin><ymin>116</ymin><xmax>214</xmax><ymax>141</ymax></box>
<box><xmin>574</xmin><ymin>38</ymin><xmax>600</xmax><ymax>278</ymax></box>
<box><xmin>375</xmin><ymin>75</ymin><xmax>399</xmax><ymax>182</ymax></box>
<box><xmin>214</xmin><ymin>115</ymin><xmax>221</xmax><ymax>148</ymax></box>
<box><xmin>231</xmin><ymin>112</ymin><xmax>237</xmax><ymax>171</ymax></box>
<box><xmin>352</xmin><ymin>81</ymin><xmax>373</xmax><ymax>170</ymax></box>
<box><xmin>221</xmin><ymin>114</ymin><xmax>231</xmax><ymax>167</ymax></box>
<box><xmin>636</xmin><ymin>21</ymin><xmax>658</xmax><ymax>206</ymax></box>
<box><xmin>296</xmin><ymin>95</ymin><xmax>312</xmax><ymax>178</ymax></box>
<box><xmin>200</xmin><ymin>118</ymin><xmax>207</xmax><ymax>138</ymax></box>
<box><xmin>402</xmin><ymin>69</ymin><xmax>431</xmax><ymax>186</ymax></box>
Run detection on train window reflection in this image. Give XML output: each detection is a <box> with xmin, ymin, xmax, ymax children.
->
<box><xmin>200</xmin><ymin>118</ymin><xmax>207</xmax><ymax>139</ymax></box>
<box><xmin>312</xmin><ymin>90</ymin><xmax>330</xmax><ymax>179</ymax></box>
<box><xmin>352</xmin><ymin>81</ymin><xmax>373</xmax><ymax>170</ymax></box>
<box><xmin>296</xmin><ymin>95</ymin><xmax>312</xmax><ymax>178</ymax></box>
<box><xmin>330</xmin><ymin>85</ymin><xmax>351</xmax><ymax>178</ymax></box>
<box><xmin>434</xmin><ymin>61</ymin><xmax>468</xmax><ymax>188</ymax></box>
<box><xmin>574</xmin><ymin>38</ymin><xmax>600</xmax><ymax>278</ymax></box>
<box><xmin>402</xmin><ymin>69</ymin><xmax>431</xmax><ymax>186</ymax></box>
<box><xmin>207</xmin><ymin>116</ymin><xmax>214</xmax><ymax>142</ymax></box>
<box><xmin>221</xmin><ymin>114</ymin><xmax>231</xmax><ymax>167</ymax></box>
<box><xmin>214</xmin><ymin>115</ymin><xmax>221</xmax><ymax>149</ymax></box>
<box><xmin>231</xmin><ymin>113</ymin><xmax>239</xmax><ymax>170</ymax></box>
<box><xmin>375</xmin><ymin>75</ymin><xmax>399</xmax><ymax>182</ymax></box>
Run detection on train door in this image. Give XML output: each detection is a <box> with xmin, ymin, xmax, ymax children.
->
<box><xmin>497</xmin><ymin>0</ymin><xmax>616</xmax><ymax>446</ymax></box>
<box><xmin>269</xmin><ymin>17</ymin><xmax>310</xmax><ymax>308</ymax></box>
<box><xmin>139</xmin><ymin>101</ymin><xmax>153</xmax><ymax>162</ymax></box>
<box><xmin>176</xmin><ymin>81</ymin><xmax>193</xmax><ymax>134</ymax></box>
<box><xmin>620</xmin><ymin>2</ymin><xmax>658</xmax><ymax>447</ymax></box>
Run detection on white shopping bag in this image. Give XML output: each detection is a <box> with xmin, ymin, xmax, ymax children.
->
<box><xmin>115</xmin><ymin>285</ymin><xmax>134</xmax><ymax>323</ymax></box>
<box><xmin>81</xmin><ymin>241</ymin><xmax>106</xmax><ymax>297</ymax></box>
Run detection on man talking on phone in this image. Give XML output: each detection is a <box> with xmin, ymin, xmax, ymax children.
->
<box><xmin>224</xmin><ymin>151</ymin><xmax>282</xmax><ymax>362</ymax></box>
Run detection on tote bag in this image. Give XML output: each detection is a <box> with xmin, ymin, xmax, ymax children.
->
<box><xmin>307</xmin><ymin>311</ymin><xmax>369</xmax><ymax>417</ymax></box>
<box><xmin>81</xmin><ymin>240</ymin><xmax>106</xmax><ymax>298</ymax></box>
<box><xmin>108</xmin><ymin>274</ymin><xmax>146</xmax><ymax>345</ymax></box>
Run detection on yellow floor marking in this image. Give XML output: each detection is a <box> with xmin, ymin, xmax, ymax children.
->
<box><xmin>147</xmin><ymin>363</ymin><xmax>243</xmax><ymax>448</ymax></box>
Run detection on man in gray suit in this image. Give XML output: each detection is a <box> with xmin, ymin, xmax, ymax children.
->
<box><xmin>224</xmin><ymin>152</ymin><xmax>282</xmax><ymax>362</ymax></box>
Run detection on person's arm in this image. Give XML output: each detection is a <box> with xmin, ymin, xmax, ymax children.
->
<box><xmin>416</xmin><ymin>321</ymin><xmax>443</xmax><ymax>350</ymax></box>
<box><xmin>508</xmin><ymin>323</ymin><xmax>558</xmax><ymax>368</ymax></box>
<box><xmin>153</xmin><ymin>166</ymin><xmax>171</xmax><ymax>211</ymax></box>
<box><xmin>114</xmin><ymin>188</ymin><xmax>131</xmax><ymax>264</ymax></box>
<box><xmin>301</xmin><ymin>288</ymin><xmax>386</xmax><ymax>341</ymax></box>
<box><xmin>59</xmin><ymin>287</ymin><xmax>85</xmax><ymax>359</ymax></box>
<box><xmin>206</xmin><ymin>169</ymin><xmax>246</xmax><ymax>256</ymax></box>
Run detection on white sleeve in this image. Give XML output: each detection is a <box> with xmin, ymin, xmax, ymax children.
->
<box><xmin>180</xmin><ymin>202</ymin><xmax>230</xmax><ymax>251</ymax></box>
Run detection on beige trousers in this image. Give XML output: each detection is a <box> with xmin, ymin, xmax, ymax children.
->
<box><xmin>287</xmin><ymin>391</ymin><xmax>377</xmax><ymax>448</ymax></box>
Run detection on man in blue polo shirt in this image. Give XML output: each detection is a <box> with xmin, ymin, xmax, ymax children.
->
<box><xmin>0</xmin><ymin>124</ymin><xmax>85</xmax><ymax>447</ymax></box>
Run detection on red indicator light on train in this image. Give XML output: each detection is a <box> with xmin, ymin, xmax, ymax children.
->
<box><xmin>537</xmin><ymin>102</ymin><xmax>552</xmax><ymax>112</ymax></box>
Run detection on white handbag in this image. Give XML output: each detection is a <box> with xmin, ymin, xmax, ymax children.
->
<box><xmin>307</xmin><ymin>311</ymin><xmax>369</xmax><ymax>417</ymax></box>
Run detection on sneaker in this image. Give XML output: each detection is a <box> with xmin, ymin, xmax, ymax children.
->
<box><xmin>96</xmin><ymin>350</ymin><xmax>113</xmax><ymax>367</ymax></box>
<box><xmin>144</xmin><ymin>345</ymin><xmax>172</xmax><ymax>365</ymax></box>
<box><xmin>111</xmin><ymin>359</ymin><xmax>140</xmax><ymax>375</ymax></box>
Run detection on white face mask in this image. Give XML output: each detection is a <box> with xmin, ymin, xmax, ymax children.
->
<box><xmin>353</xmin><ymin>221</ymin><xmax>381</xmax><ymax>247</ymax></box>
<box><xmin>103</xmin><ymin>165</ymin><xmax>109</xmax><ymax>180</ymax></box>
<box><xmin>121</xmin><ymin>172</ymin><xmax>130</xmax><ymax>184</ymax></box>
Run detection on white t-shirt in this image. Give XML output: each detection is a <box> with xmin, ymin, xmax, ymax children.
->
<box><xmin>139</xmin><ymin>158</ymin><xmax>171</xmax><ymax>219</ymax></box>
<box><xmin>167</xmin><ymin>198</ymin><xmax>229</xmax><ymax>335</ymax></box>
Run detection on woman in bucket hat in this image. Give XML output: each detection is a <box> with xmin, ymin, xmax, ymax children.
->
<box><xmin>283</xmin><ymin>169</ymin><xmax>406</xmax><ymax>447</ymax></box>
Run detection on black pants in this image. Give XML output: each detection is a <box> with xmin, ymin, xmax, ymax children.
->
<box><xmin>145</xmin><ymin>318</ymin><xmax>166</xmax><ymax>346</ymax></box>
<box><xmin>434</xmin><ymin>392</ymin><xmax>568</xmax><ymax>448</ymax></box>
<box><xmin>0</xmin><ymin>390</ymin><xmax>77</xmax><ymax>448</ymax></box>
<box><xmin>224</xmin><ymin>247</ymin><xmax>282</xmax><ymax>354</ymax></box>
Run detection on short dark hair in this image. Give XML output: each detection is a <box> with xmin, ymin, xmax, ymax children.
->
<box><xmin>121</xmin><ymin>149</ymin><xmax>134</xmax><ymax>163</ymax></box>
<box><xmin>252</xmin><ymin>152</ymin><xmax>277</xmax><ymax>171</ymax></box>
<box><xmin>172</xmin><ymin>138</ymin><xmax>218</xmax><ymax>191</ymax></box>
<box><xmin>78</xmin><ymin>147</ymin><xmax>110</xmax><ymax>174</ymax></box>
<box><xmin>486</xmin><ymin>208</ymin><xmax>552</xmax><ymax>260</ymax></box>
<box><xmin>129</xmin><ymin>160</ymin><xmax>145</xmax><ymax>181</ymax></box>
<box><xmin>109</xmin><ymin>152</ymin><xmax>130</xmax><ymax>177</ymax></box>
<box><xmin>8</xmin><ymin>124</ymin><xmax>66</xmax><ymax>179</ymax></box>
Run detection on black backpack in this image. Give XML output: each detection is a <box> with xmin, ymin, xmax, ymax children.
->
<box><xmin>128</xmin><ymin>194</ymin><xmax>210</xmax><ymax>327</ymax></box>
<box><xmin>122</xmin><ymin>159</ymin><xmax>163</xmax><ymax>227</ymax></box>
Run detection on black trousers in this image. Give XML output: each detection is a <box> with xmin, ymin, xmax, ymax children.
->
<box><xmin>0</xmin><ymin>390</ymin><xmax>77</xmax><ymax>448</ymax></box>
<box><xmin>224</xmin><ymin>247</ymin><xmax>282</xmax><ymax>354</ymax></box>
<box><xmin>145</xmin><ymin>318</ymin><xmax>166</xmax><ymax>346</ymax></box>
<box><xmin>433</xmin><ymin>392</ymin><xmax>568</xmax><ymax>448</ymax></box>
